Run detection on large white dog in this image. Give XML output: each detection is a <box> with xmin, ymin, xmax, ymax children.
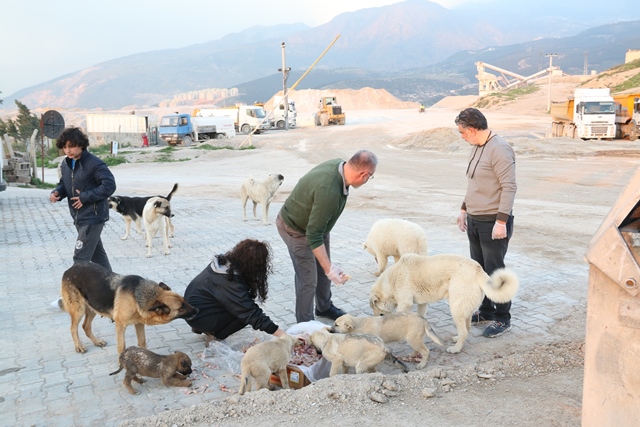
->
<box><xmin>369</xmin><ymin>253</ymin><xmax>519</xmax><ymax>354</ymax></box>
<box><xmin>362</xmin><ymin>218</ymin><xmax>428</xmax><ymax>276</ymax></box>
<box><xmin>240</xmin><ymin>174</ymin><xmax>284</xmax><ymax>225</ymax></box>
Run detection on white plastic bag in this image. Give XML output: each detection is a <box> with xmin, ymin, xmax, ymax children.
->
<box><xmin>200</xmin><ymin>340</ymin><xmax>244</xmax><ymax>374</ymax></box>
<box><xmin>286</xmin><ymin>321</ymin><xmax>332</xmax><ymax>382</ymax></box>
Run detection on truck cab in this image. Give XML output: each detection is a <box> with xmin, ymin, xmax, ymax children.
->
<box><xmin>158</xmin><ymin>113</ymin><xmax>235</xmax><ymax>146</ymax></box>
<box><xmin>575</xmin><ymin>98</ymin><xmax>616</xmax><ymax>139</ymax></box>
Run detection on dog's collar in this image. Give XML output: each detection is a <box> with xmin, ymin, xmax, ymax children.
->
<box><xmin>210</xmin><ymin>257</ymin><xmax>228</xmax><ymax>274</ymax></box>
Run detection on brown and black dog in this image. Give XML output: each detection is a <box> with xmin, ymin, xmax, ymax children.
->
<box><xmin>60</xmin><ymin>262</ymin><xmax>198</xmax><ymax>355</ymax></box>
<box><xmin>109</xmin><ymin>346</ymin><xmax>193</xmax><ymax>395</ymax></box>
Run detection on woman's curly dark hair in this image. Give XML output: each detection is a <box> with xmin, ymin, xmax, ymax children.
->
<box><xmin>217</xmin><ymin>239</ymin><xmax>273</xmax><ymax>303</ymax></box>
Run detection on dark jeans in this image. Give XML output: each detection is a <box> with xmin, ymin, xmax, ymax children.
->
<box><xmin>276</xmin><ymin>212</ymin><xmax>333</xmax><ymax>323</ymax></box>
<box><xmin>74</xmin><ymin>223</ymin><xmax>111</xmax><ymax>272</ymax></box>
<box><xmin>467</xmin><ymin>215</ymin><xmax>514</xmax><ymax>323</ymax></box>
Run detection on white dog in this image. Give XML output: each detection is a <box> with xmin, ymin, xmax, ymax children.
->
<box><xmin>240</xmin><ymin>174</ymin><xmax>284</xmax><ymax>225</ymax></box>
<box><xmin>143</xmin><ymin>197</ymin><xmax>173</xmax><ymax>258</ymax></box>
<box><xmin>369</xmin><ymin>253</ymin><xmax>519</xmax><ymax>354</ymax></box>
<box><xmin>363</xmin><ymin>218</ymin><xmax>428</xmax><ymax>276</ymax></box>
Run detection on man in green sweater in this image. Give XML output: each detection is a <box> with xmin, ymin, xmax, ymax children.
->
<box><xmin>276</xmin><ymin>150</ymin><xmax>378</xmax><ymax>322</ymax></box>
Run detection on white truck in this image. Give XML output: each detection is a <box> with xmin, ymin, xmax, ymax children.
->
<box><xmin>158</xmin><ymin>114</ymin><xmax>236</xmax><ymax>146</ymax></box>
<box><xmin>195</xmin><ymin>105</ymin><xmax>270</xmax><ymax>135</ymax></box>
<box><xmin>550</xmin><ymin>88</ymin><xmax>616</xmax><ymax>140</ymax></box>
<box><xmin>270</xmin><ymin>96</ymin><xmax>297</xmax><ymax>129</ymax></box>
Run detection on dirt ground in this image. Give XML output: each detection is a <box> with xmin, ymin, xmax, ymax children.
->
<box><xmin>107</xmin><ymin>100</ymin><xmax>640</xmax><ymax>427</ymax></box>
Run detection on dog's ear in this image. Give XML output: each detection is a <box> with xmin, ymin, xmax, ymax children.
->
<box><xmin>154</xmin><ymin>200</ymin><xmax>162</xmax><ymax>208</ymax></box>
<box><xmin>149</xmin><ymin>302</ymin><xmax>170</xmax><ymax>314</ymax></box>
<box><xmin>158</xmin><ymin>282</ymin><xmax>171</xmax><ymax>291</ymax></box>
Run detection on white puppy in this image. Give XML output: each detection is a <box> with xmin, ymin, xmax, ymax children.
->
<box><xmin>240</xmin><ymin>173</ymin><xmax>284</xmax><ymax>225</ymax></box>
<box><xmin>363</xmin><ymin>218</ymin><xmax>428</xmax><ymax>276</ymax></box>
<box><xmin>143</xmin><ymin>197</ymin><xmax>172</xmax><ymax>258</ymax></box>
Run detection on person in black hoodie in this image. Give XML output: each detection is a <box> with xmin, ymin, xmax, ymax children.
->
<box><xmin>50</xmin><ymin>127</ymin><xmax>116</xmax><ymax>271</ymax></box>
<box><xmin>184</xmin><ymin>239</ymin><xmax>287</xmax><ymax>341</ymax></box>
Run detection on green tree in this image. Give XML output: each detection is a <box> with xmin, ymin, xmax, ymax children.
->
<box><xmin>6</xmin><ymin>119</ymin><xmax>18</xmax><ymax>140</ymax></box>
<box><xmin>14</xmin><ymin>100</ymin><xmax>40</xmax><ymax>142</ymax></box>
<box><xmin>0</xmin><ymin>117</ymin><xmax>6</xmax><ymax>136</ymax></box>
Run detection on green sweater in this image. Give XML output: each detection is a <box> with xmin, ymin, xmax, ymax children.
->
<box><xmin>281</xmin><ymin>158</ymin><xmax>347</xmax><ymax>249</ymax></box>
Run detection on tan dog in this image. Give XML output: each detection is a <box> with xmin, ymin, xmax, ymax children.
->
<box><xmin>60</xmin><ymin>262</ymin><xmax>199</xmax><ymax>355</ymax></box>
<box><xmin>363</xmin><ymin>218</ymin><xmax>428</xmax><ymax>276</ymax></box>
<box><xmin>240</xmin><ymin>173</ymin><xmax>284</xmax><ymax>225</ymax></box>
<box><xmin>238</xmin><ymin>334</ymin><xmax>301</xmax><ymax>395</ymax></box>
<box><xmin>109</xmin><ymin>346</ymin><xmax>193</xmax><ymax>395</ymax></box>
<box><xmin>369</xmin><ymin>253</ymin><xmax>519</xmax><ymax>354</ymax></box>
<box><xmin>143</xmin><ymin>196</ymin><xmax>173</xmax><ymax>257</ymax></box>
<box><xmin>308</xmin><ymin>328</ymin><xmax>408</xmax><ymax>376</ymax></box>
<box><xmin>330</xmin><ymin>313</ymin><xmax>443</xmax><ymax>369</ymax></box>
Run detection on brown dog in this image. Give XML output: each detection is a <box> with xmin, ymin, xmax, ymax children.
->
<box><xmin>109</xmin><ymin>346</ymin><xmax>193</xmax><ymax>395</ymax></box>
<box><xmin>60</xmin><ymin>262</ymin><xmax>199</xmax><ymax>355</ymax></box>
<box><xmin>238</xmin><ymin>334</ymin><xmax>302</xmax><ymax>395</ymax></box>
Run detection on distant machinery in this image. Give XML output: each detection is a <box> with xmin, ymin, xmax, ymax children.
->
<box><xmin>475</xmin><ymin>61</ymin><xmax>561</xmax><ymax>96</ymax></box>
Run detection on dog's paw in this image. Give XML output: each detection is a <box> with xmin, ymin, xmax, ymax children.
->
<box><xmin>146</xmin><ymin>253</ymin><xmax>153</xmax><ymax>258</ymax></box>
<box><xmin>121</xmin><ymin>235</ymin><xmax>128</xmax><ymax>240</ymax></box>
<box><xmin>446</xmin><ymin>346</ymin><xmax>461</xmax><ymax>354</ymax></box>
<box><xmin>95</xmin><ymin>339</ymin><xmax>107</xmax><ymax>348</ymax></box>
<box><xmin>164</xmin><ymin>251</ymin><xmax>171</xmax><ymax>256</ymax></box>
<box><xmin>168</xmin><ymin>243</ymin><xmax>173</xmax><ymax>248</ymax></box>
<box><xmin>75</xmin><ymin>345</ymin><xmax>87</xmax><ymax>354</ymax></box>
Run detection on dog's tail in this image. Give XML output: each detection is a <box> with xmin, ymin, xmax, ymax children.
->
<box><xmin>385</xmin><ymin>351</ymin><xmax>409</xmax><ymax>373</ymax></box>
<box><xmin>238</xmin><ymin>376</ymin><xmax>248</xmax><ymax>396</ymax></box>
<box><xmin>165</xmin><ymin>183</ymin><xmax>179</xmax><ymax>201</ymax></box>
<box><xmin>422</xmin><ymin>320</ymin><xmax>445</xmax><ymax>347</ymax></box>
<box><xmin>480</xmin><ymin>268</ymin><xmax>519</xmax><ymax>304</ymax></box>
<box><xmin>109</xmin><ymin>365</ymin><xmax>124</xmax><ymax>376</ymax></box>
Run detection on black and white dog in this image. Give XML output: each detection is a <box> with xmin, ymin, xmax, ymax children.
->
<box><xmin>108</xmin><ymin>183</ymin><xmax>178</xmax><ymax>240</ymax></box>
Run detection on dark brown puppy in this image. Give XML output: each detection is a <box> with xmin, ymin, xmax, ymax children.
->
<box><xmin>109</xmin><ymin>346</ymin><xmax>193</xmax><ymax>395</ymax></box>
<box><xmin>60</xmin><ymin>261</ymin><xmax>198</xmax><ymax>355</ymax></box>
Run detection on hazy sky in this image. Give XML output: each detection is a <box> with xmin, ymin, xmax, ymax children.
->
<box><xmin>0</xmin><ymin>0</ymin><xmax>481</xmax><ymax>96</ymax></box>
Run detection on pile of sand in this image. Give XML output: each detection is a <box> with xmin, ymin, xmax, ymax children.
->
<box><xmin>266</xmin><ymin>88</ymin><xmax>419</xmax><ymax>114</ymax></box>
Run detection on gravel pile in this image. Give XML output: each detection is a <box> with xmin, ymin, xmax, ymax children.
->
<box><xmin>119</xmin><ymin>341</ymin><xmax>583</xmax><ymax>427</ymax></box>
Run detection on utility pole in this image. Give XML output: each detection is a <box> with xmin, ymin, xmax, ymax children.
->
<box><xmin>583</xmin><ymin>51</ymin><xmax>589</xmax><ymax>75</ymax></box>
<box><xmin>278</xmin><ymin>42</ymin><xmax>291</xmax><ymax>131</ymax></box>
<box><xmin>546</xmin><ymin>53</ymin><xmax>558</xmax><ymax>112</ymax></box>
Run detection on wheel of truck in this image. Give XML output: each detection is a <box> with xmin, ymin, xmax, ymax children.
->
<box><xmin>182</xmin><ymin>135</ymin><xmax>193</xmax><ymax>146</ymax></box>
<box><xmin>276</xmin><ymin>120</ymin><xmax>285</xmax><ymax>130</ymax></box>
<box><xmin>241</xmin><ymin>124</ymin><xmax>252</xmax><ymax>135</ymax></box>
<box><xmin>339</xmin><ymin>118</ymin><xmax>346</xmax><ymax>125</ymax></box>
<box><xmin>216</xmin><ymin>133</ymin><xmax>225</xmax><ymax>140</ymax></box>
<box><xmin>314</xmin><ymin>114</ymin><xmax>321</xmax><ymax>126</ymax></box>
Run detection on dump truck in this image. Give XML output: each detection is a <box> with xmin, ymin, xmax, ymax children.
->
<box><xmin>612</xmin><ymin>92</ymin><xmax>640</xmax><ymax>141</ymax></box>
<box><xmin>195</xmin><ymin>105</ymin><xmax>270</xmax><ymax>135</ymax></box>
<box><xmin>315</xmin><ymin>96</ymin><xmax>345</xmax><ymax>126</ymax></box>
<box><xmin>158</xmin><ymin>114</ymin><xmax>235</xmax><ymax>146</ymax></box>
<box><xmin>550</xmin><ymin>88</ymin><xmax>616</xmax><ymax>140</ymax></box>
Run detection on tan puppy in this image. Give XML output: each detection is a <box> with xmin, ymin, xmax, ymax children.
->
<box><xmin>363</xmin><ymin>218</ymin><xmax>428</xmax><ymax>276</ymax></box>
<box><xmin>369</xmin><ymin>253</ymin><xmax>519</xmax><ymax>354</ymax></box>
<box><xmin>238</xmin><ymin>334</ymin><xmax>301</xmax><ymax>395</ymax></box>
<box><xmin>60</xmin><ymin>262</ymin><xmax>199</xmax><ymax>355</ymax></box>
<box><xmin>143</xmin><ymin>196</ymin><xmax>173</xmax><ymax>257</ymax></box>
<box><xmin>330</xmin><ymin>313</ymin><xmax>443</xmax><ymax>369</ymax></box>
<box><xmin>308</xmin><ymin>328</ymin><xmax>408</xmax><ymax>376</ymax></box>
<box><xmin>240</xmin><ymin>173</ymin><xmax>284</xmax><ymax>225</ymax></box>
<box><xmin>109</xmin><ymin>346</ymin><xmax>192</xmax><ymax>395</ymax></box>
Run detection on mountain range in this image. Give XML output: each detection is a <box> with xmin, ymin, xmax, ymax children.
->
<box><xmin>4</xmin><ymin>0</ymin><xmax>640</xmax><ymax>110</ymax></box>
